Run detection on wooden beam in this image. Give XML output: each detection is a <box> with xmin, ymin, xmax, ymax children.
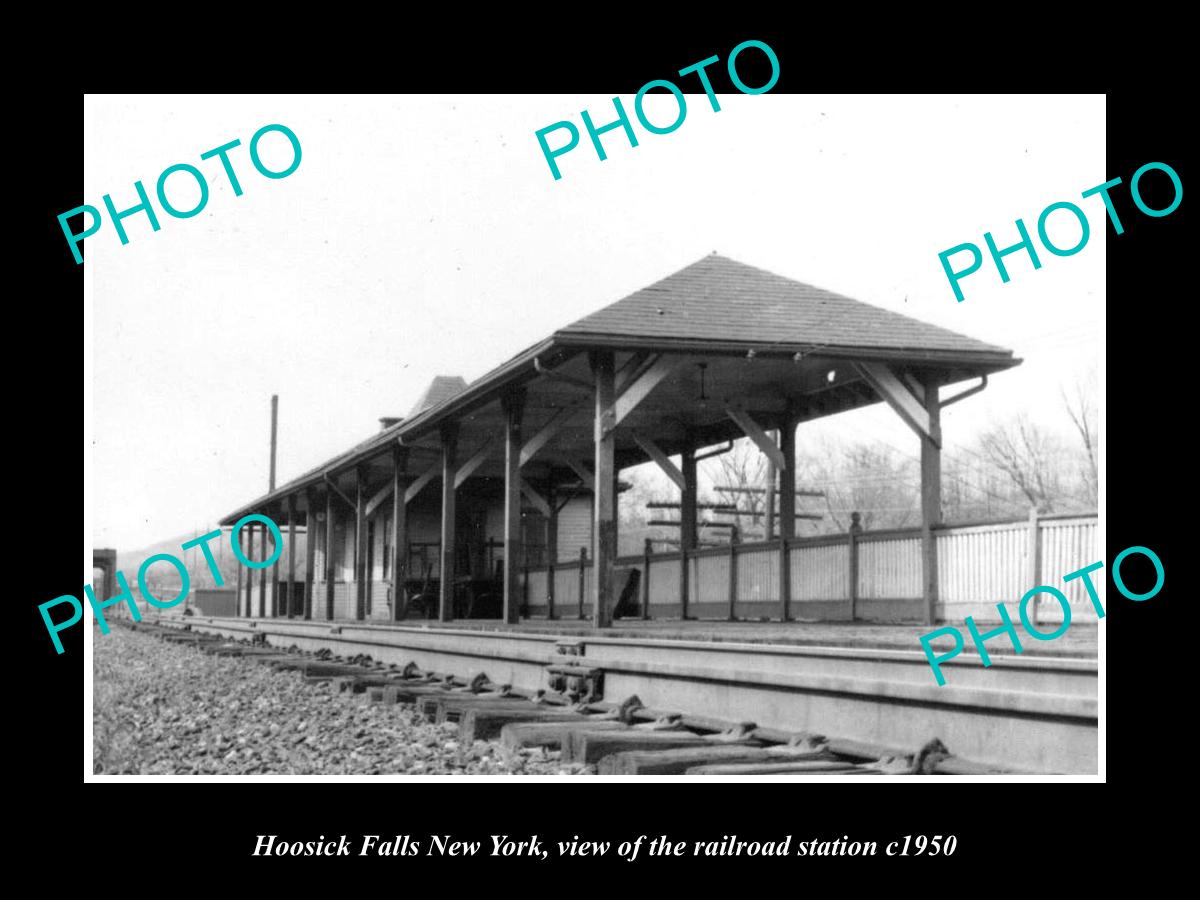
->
<box><xmin>902</xmin><ymin>372</ymin><xmax>925</xmax><ymax>403</ymax></box>
<box><xmin>271</xmin><ymin>515</ymin><xmax>281</xmax><ymax>617</ymax></box>
<box><xmin>454</xmin><ymin>435</ymin><xmax>496</xmax><ymax>489</ymax></box>
<box><xmin>520</xmin><ymin>479</ymin><xmax>552</xmax><ymax>517</ymax></box>
<box><xmin>614</xmin><ymin>351</ymin><xmax>651</xmax><ymax>393</ymax></box>
<box><xmin>391</xmin><ymin>446</ymin><xmax>409</xmax><ymax>621</ymax></box>
<box><xmin>680</xmin><ymin>442</ymin><xmax>696</xmax><ymax>621</ymax></box>
<box><xmin>920</xmin><ymin>382</ymin><xmax>942</xmax><ymax>625</ymax></box>
<box><xmin>324</xmin><ymin>491</ymin><xmax>335</xmax><ymax>620</ymax></box>
<box><xmin>304</xmin><ymin>487</ymin><xmax>316</xmax><ymax>619</ymax></box>
<box><xmin>323</xmin><ymin>474</ymin><xmax>355</xmax><ymax>509</ymax></box>
<box><xmin>404</xmin><ymin>459</ymin><xmax>441</xmax><ymax>505</ymax></box>
<box><xmin>258</xmin><ymin>524</ymin><xmax>266</xmax><ymax>618</ymax></box>
<box><xmin>605</xmin><ymin>355</ymin><xmax>676</xmax><ymax>435</ymax></box>
<box><xmin>591</xmin><ymin>351</ymin><xmax>616</xmax><ymax>628</ymax></box>
<box><xmin>725</xmin><ymin>405</ymin><xmax>787</xmax><ymax>470</ymax></box>
<box><xmin>550</xmin><ymin>454</ymin><xmax>594</xmax><ymax>492</ymax></box>
<box><xmin>520</xmin><ymin>403</ymin><xmax>585</xmax><ymax>467</ymax></box>
<box><xmin>439</xmin><ymin>423</ymin><xmax>458</xmax><ymax>622</ymax></box>
<box><xmin>630</xmin><ymin>430</ymin><xmax>685</xmax><ymax>491</ymax></box>
<box><xmin>855</xmin><ymin>362</ymin><xmax>940</xmax><ymax>447</ymax></box>
<box><xmin>355</xmin><ymin>466</ymin><xmax>367</xmax><ymax>621</ymax></box>
<box><xmin>546</xmin><ymin>482</ymin><xmax>558</xmax><ymax>619</ymax></box>
<box><xmin>234</xmin><ymin>525</ymin><xmax>243</xmax><ymax>617</ymax></box>
<box><xmin>364</xmin><ymin>481</ymin><xmax>394</xmax><ymax>518</ymax></box>
<box><xmin>287</xmin><ymin>494</ymin><xmax>296</xmax><ymax>619</ymax></box>
<box><xmin>778</xmin><ymin>419</ymin><xmax>796</xmax><ymax>622</ymax></box>
<box><xmin>680</xmin><ymin>446</ymin><xmax>697</xmax><ymax>552</ymax></box>
<box><xmin>502</xmin><ymin>391</ymin><xmax>525</xmax><ymax>625</ymax></box>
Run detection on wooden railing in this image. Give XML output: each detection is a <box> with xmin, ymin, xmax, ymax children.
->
<box><xmin>517</xmin><ymin>512</ymin><xmax>1098</xmax><ymax>624</ymax></box>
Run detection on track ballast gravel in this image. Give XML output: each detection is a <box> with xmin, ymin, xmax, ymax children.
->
<box><xmin>92</xmin><ymin>626</ymin><xmax>591</xmax><ymax>776</ymax></box>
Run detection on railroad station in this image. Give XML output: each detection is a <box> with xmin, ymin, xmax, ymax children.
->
<box><xmin>198</xmin><ymin>254</ymin><xmax>1098</xmax><ymax>773</ymax></box>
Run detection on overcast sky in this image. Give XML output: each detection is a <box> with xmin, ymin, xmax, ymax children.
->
<box><xmin>84</xmin><ymin>94</ymin><xmax>1103</xmax><ymax>550</ymax></box>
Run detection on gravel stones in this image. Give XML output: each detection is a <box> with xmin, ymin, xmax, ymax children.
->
<box><xmin>93</xmin><ymin>627</ymin><xmax>592</xmax><ymax>777</ymax></box>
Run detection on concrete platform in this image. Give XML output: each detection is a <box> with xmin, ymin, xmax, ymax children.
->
<box><xmin>370</xmin><ymin>617</ymin><xmax>1098</xmax><ymax>659</ymax></box>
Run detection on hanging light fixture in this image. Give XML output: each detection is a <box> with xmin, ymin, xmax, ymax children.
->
<box><xmin>696</xmin><ymin>362</ymin><xmax>709</xmax><ymax>401</ymax></box>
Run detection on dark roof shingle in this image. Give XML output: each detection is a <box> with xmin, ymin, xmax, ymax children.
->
<box><xmin>559</xmin><ymin>254</ymin><xmax>1008</xmax><ymax>356</ymax></box>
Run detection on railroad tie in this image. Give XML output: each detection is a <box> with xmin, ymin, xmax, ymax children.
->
<box><xmin>422</xmin><ymin>693</ymin><xmax>531</xmax><ymax>724</ymax></box>
<box><xmin>598</xmin><ymin>744</ymin><xmax>835</xmax><ymax>776</ymax></box>
<box><xmin>496</xmin><ymin>715</ymin><xmax>628</xmax><ymax>748</ymax></box>
<box><xmin>684</xmin><ymin>759</ymin><xmax>880</xmax><ymax>776</ymax></box>
<box><xmin>467</xmin><ymin>707</ymin><xmax>601</xmax><ymax>744</ymax></box>
<box><xmin>566</xmin><ymin>727</ymin><xmax>761</xmax><ymax>766</ymax></box>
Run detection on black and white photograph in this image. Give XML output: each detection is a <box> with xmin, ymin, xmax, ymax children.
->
<box><xmin>80</xmin><ymin>89</ymin><xmax>1107</xmax><ymax>782</ymax></box>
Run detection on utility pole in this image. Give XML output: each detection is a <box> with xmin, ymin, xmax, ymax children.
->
<box><xmin>269</xmin><ymin>394</ymin><xmax>279</xmax><ymax>492</ymax></box>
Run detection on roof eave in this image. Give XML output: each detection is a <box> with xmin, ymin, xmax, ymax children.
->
<box><xmin>218</xmin><ymin>337</ymin><xmax>561</xmax><ymax>524</ymax></box>
<box><xmin>553</xmin><ymin>331</ymin><xmax>1018</xmax><ymax>368</ymax></box>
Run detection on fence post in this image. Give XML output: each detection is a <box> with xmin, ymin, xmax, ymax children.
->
<box><xmin>1026</xmin><ymin>507</ymin><xmax>1041</xmax><ymax>627</ymax></box>
<box><xmin>547</xmin><ymin>557</ymin><xmax>556</xmax><ymax>621</ymax></box>
<box><xmin>848</xmin><ymin>512</ymin><xmax>862</xmax><ymax>622</ymax></box>
<box><xmin>578</xmin><ymin>547</ymin><xmax>587</xmax><ymax>620</ymax></box>
<box><xmin>641</xmin><ymin>538</ymin><xmax>652</xmax><ymax>620</ymax></box>
<box><xmin>728</xmin><ymin>533</ymin><xmax>738</xmax><ymax>622</ymax></box>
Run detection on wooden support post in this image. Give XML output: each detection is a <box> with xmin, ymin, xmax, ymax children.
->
<box><xmin>1026</xmin><ymin>506</ymin><xmax>1041</xmax><ymax>628</ymax></box>
<box><xmin>546</xmin><ymin>483</ymin><xmax>557</xmax><ymax>620</ymax></box>
<box><xmin>591</xmin><ymin>350</ymin><xmax>616</xmax><ymax>628</ymax></box>
<box><xmin>355</xmin><ymin>465</ymin><xmax>367</xmax><ymax>621</ymax></box>
<box><xmin>246</xmin><ymin>525</ymin><xmax>255</xmax><ymax>617</ymax></box>
<box><xmin>325</xmin><ymin>490</ymin><xmax>335</xmax><ymax>620</ymax></box>
<box><xmin>258</xmin><ymin>524</ymin><xmax>267</xmax><ymax>618</ymax></box>
<box><xmin>304</xmin><ymin>488</ymin><xmax>316</xmax><ymax>619</ymax></box>
<box><xmin>920</xmin><ymin>383</ymin><xmax>942</xmax><ymax>625</ymax></box>
<box><xmin>439</xmin><ymin>423</ymin><xmax>458</xmax><ymax>622</ymax></box>
<box><xmin>392</xmin><ymin>446</ymin><xmax>409</xmax><ymax>621</ymax></box>
<box><xmin>502</xmin><ymin>389</ymin><xmax>525</xmax><ymax>625</ymax></box>
<box><xmin>235</xmin><ymin>527</ymin><xmax>243</xmax><ymax>617</ymax></box>
<box><xmin>680</xmin><ymin>443</ymin><xmax>697</xmax><ymax>620</ymax></box>
<box><xmin>578</xmin><ymin>547</ymin><xmax>587</xmax><ymax>620</ymax></box>
<box><xmin>641</xmin><ymin>537</ymin><xmax>652</xmax><ymax>620</ymax></box>
<box><xmin>287</xmin><ymin>494</ymin><xmax>296</xmax><ymax>618</ymax></box>
<box><xmin>848</xmin><ymin>512</ymin><xmax>862</xmax><ymax>621</ymax></box>
<box><xmin>271</xmin><ymin>515</ymin><xmax>281</xmax><ymax>617</ymax></box>
<box><xmin>522</xmin><ymin>554</ymin><xmax>529</xmax><ymax>616</ymax></box>
<box><xmin>778</xmin><ymin>421</ymin><xmax>796</xmax><ymax>622</ymax></box>
<box><xmin>765</xmin><ymin>432</ymin><xmax>776</xmax><ymax>541</ymax></box>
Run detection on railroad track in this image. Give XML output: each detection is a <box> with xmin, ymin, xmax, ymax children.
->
<box><xmin>117</xmin><ymin>620</ymin><xmax>1010</xmax><ymax>776</ymax></box>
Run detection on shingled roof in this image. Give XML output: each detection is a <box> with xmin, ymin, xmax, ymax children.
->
<box><xmin>221</xmin><ymin>254</ymin><xmax>1016</xmax><ymax>523</ymax></box>
<box><xmin>560</xmin><ymin>254</ymin><xmax>1007</xmax><ymax>355</ymax></box>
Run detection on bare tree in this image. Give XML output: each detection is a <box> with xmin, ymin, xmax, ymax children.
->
<box><xmin>977</xmin><ymin>414</ymin><xmax>1065</xmax><ymax>512</ymax></box>
<box><xmin>805</xmin><ymin>442</ymin><xmax>918</xmax><ymax>532</ymax></box>
<box><xmin>707</xmin><ymin>439</ymin><xmax>769</xmax><ymax>540</ymax></box>
<box><xmin>1062</xmin><ymin>372</ymin><xmax>1098</xmax><ymax>508</ymax></box>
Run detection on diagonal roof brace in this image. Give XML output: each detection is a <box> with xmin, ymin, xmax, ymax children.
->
<box><xmin>323</xmin><ymin>474</ymin><xmax>356</xmax><ymax>509</ymax></box>
<box><xmin>854</xmin><ymin>361</ymin><xmax>941</xmax><ymax>447</ymax></box>
<box><xmin>630</xmin><ymin>430</ymin><xmax>686</xmax><ymax>491</ymax></box>
<box><xmin>724</xmin><ymin>404</ymin><xmax>787</xmax><ymax>470</ymax></box>
<box><xmin>603</xmin><ymin>354</ymin><xmax>678</xmax><ymax>437</ymax></box>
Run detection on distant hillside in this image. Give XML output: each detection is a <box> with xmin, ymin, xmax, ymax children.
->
<box><xmin>111</xmin><ymin>527</ymin><xmax>307</xmax><ymax>590</ymax></box>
